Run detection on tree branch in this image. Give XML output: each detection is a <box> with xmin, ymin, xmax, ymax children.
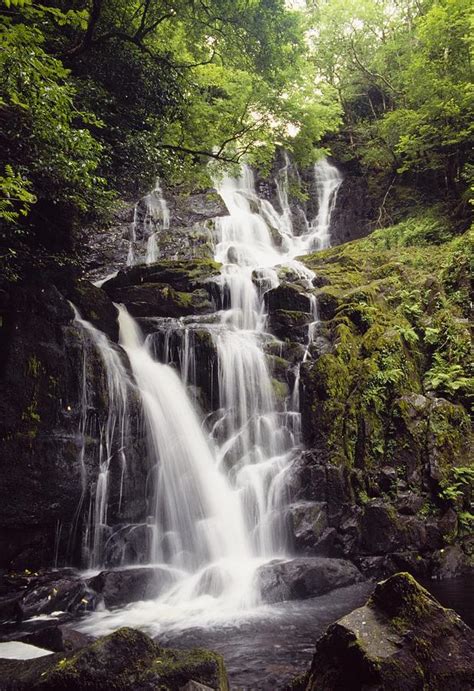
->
<box><xmin>350</xmin><ymin>38</ymin><xmax>400</xmax><ymax>94</ymax></box>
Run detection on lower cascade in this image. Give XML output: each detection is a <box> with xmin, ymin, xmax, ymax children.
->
<box><xmin>74</xmin><ymin>157</ymin><xmax>343</xmax><ymax>634</ymax></box>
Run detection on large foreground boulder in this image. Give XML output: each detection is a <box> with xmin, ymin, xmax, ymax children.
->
<box><xmin>0</xmin><ymin>627</ymin><xmax>229</xmax><ymax>690</ymax></box>
<box><xmin>256</xmin><ymin>557</ymin><xmax>364</xmax><ymax>604</ymax></box>
<box><xmin>294</xmin><ymin>572</ymin><xmax>474</xmax><ymax>690</ymax></box>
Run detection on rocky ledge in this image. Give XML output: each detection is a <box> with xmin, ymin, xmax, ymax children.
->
<box><xmin>291</xmin><ymin>572</ymin><xmax>474</xmax><ymax>690</ymax></box>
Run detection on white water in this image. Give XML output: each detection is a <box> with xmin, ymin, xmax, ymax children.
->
<box><xmin>70</xmin><ymin>306</ymin><xmax>131</xmax><ymax>568</ymax></box>
<box><xmin>127</xmin><ymin>179</ymin><xmax>170</xmax><ymax>266</ymax></box>
<box><xmin>307</xmin><ymin>158</ymin><xmax>343</xmax><ymax>251</ymax></box>
<box><xmin>78</xmin><ymin>155</ymin><xmax>342</xmax><ymax>634</ymax></box>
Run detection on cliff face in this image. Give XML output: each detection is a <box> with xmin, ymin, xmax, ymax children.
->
<box><xmin>0</xmin><ymin>159</ymin><xmax>471</xmax><ymax>581</ymax></box>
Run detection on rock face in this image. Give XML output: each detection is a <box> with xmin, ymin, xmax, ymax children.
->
<box><xmin>0</xmin><ymin>627</ymin><xmax>229</xmax><ymax>690</ymax></box>
<box><xmin>0</xmin><ymin>280</ymin><xmax>148</xmax><ymax>570</ymax></box>
<box><xmin>292</xmin><ymin>231</ymin><xmax>473</xmax><ymax>580</ymax></box>
<box><xmin>102</xmin><ymin>258</ymin><xmax>222</xmax><ymax>318</ymax></box>
<box><xmin>296</xmin><ymin>572</ymin><xmax>474</xmax><ymax>690</ymax></box>
<box><xmin>256</xmin><ymin>557</ymin><xmax>364</xmax><ymax>604</ymax></box>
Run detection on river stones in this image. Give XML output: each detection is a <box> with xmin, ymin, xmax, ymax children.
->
<box><xmin>256</xmin><ymin>557</ymin><xmax>365</xmax><ymax>604</ymax></box>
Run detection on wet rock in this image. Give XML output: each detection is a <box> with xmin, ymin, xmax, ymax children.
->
<box><xmin>267</xmin><ymin>310</ymin><xmax>312</xmax><ymax>344</ymax></box>
<box><xmin>360</xmin><ymin>500</ymin><xmax>403</xmax><ymax>555</ymax></box>
<box><xmin>377</xmin><ymin>466</ymin><xmax>398</xmax><ymax>494</ymax></box>
<box><xmin>88</xmin><ymin>567</ymin><xmax>176</xmax><ymax>608</ymax></box>
<box><xmin>19</xmin><ymin>576</ymin><xmax>93</xmax><ymax>621</ymax></box>
<box><xmin>0</xmin><ymin>570</ymin><xmax>96</xmax><ymax>624</ymax></box>
<box><xmin>287</xmin><ymin>502</ymin><xmax>329</xmax><ymax>554</ymax></box>
<box><xmin>103</xmin><ymin>258</ymin><xmax>221</xmax><ymax>293</ymax></box>
<box><xmin>156</xmin><ymin>222</ymin><xmax>216</xmax><ymax>262</ymax></box>
<box><xmin>396</xmin><ymin>491</ymin><xmax>424</xmax><ymax>516</ymax></box>
<box><xmin>0</xmin><ymin>280</ymin><xmax>148</xmax><ymax>569</ymax></box>
<box><xmin>256</xmin><ymin>557</ymin><xmax>364</xmax><ymax>604</ymax></box>
<box><xmin>314</xmin><ymin>288</ymin><xmax>341</xmax><ymax>321</ymax></box>
<box><xmin>431</xmin><ymin>545</ymin><xmax>472</xmax><ymax>579</ymax></box>
<box><xmin>64</xmin><ymin>279</ymin><xmax>119</xmax><ymax>342</ymax></box>
<box><xmin>12</xmin><ymin>625</ymin><xmax>65</xmax><ymax>653</ymax></box>
<box><xmin>104</xmin><ymin>283</ymin><xmax>215</xmax><ymax>318</ymax></box>
<box><xmin>0</xmin><ymin>627</ymin><xmax>229</xmax><ymax>690</ymax></box>
<box><xmin>264</xmin><ymin>283</ymin><xmax>313</xmax><ymax>314</ymax></box>
<box><xmin>286</xmin><ymin>452</ymin><xmax>353</xmax><ymax>524</ymax></box>
<box><xmin>102</xmin><ymin>259</ymin><xmax>222</xmax><ymax>319</ymax></box>
<box><xmin>300</xmin><ymin>572</ymin><xmax>474</xmax><ymax>690</ymax></box>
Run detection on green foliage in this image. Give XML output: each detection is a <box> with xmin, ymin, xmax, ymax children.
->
<box><xmin>0</xmin><ymin>164</ymin><xmax>36</xmax><ymax>223</ymax></box>
<box><xmin>0</xmin><ymin>17</ymin><xmax>110</xmax><ymax>233</ymax></box>
<box><xmin>369</xmin><ymin>209</ymin><xmax>456</xmax><ymax>249</ymax></box>
<box><xmin>0</xmin><ymin>0</ymin><xmax>342</xmax><ymax>264</ymax></box>
<box><xmin>439</xmin><ymin>466</ymin><xmax>474</xmax><ymax>509</ymax></box>
<box><xmin>307</xmin><ymin>0</ymin><xmax>473</xmax><ymax>216</ymax></box>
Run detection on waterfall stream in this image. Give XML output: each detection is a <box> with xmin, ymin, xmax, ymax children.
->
<box><xmin>78</xmin><ymin>155</ymin><xmax>342</xmax><ymax>634</ymax></box>
<box><xmin>127</xmin><ymin>178</ymin><xmax>170</xmax><ymax>266</ymax></box>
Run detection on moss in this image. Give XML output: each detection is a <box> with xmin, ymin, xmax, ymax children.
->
<box><xmin>272</xmin><ymin>377</ymin><xmax>289</xmax><ymax>402</ymax></box>
<box><xmin>38</xmin><ymin>628</ymin><xmax>229</xmax><ymax>690</ymax></box>
<box><xmin>27</xmin><ymin>355</ymin><xmax>43</xmax><ymax>378</ymax></box>
<box><xmin>300</xmin><ymin>222</ymin><xmax>472</xmax><ymax>477</ymax></box>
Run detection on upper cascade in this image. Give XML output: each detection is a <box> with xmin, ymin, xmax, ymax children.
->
<box><xmin>127</xmin><ymin>178</ymin><xmax>170</xmax><ymax>267</ymax></box>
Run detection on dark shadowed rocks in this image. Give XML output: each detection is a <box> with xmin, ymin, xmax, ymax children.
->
<box><xmin>256</xmin><ymin>557</ymin><xmax>364</xmax><ymax>604</ymax></box>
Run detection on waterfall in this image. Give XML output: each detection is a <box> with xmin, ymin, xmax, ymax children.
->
<box><xmin>127</xmin><ymin>179</ymin><xmax>170</xmax><ymax>266</ymax></box>
<box><xmin>70</xmin><ymin>305</ymin><xmax>131</xmax><ymax>568</ymax></box>
<box><xmin>78</xmin><ymin>153</ymin><xmax>342</xmax><ymax>632</ymax></box>
<box><xmin>306</xmin><ymin>158</ymin><xmax>343</xmax><ymax>251</ymax></box>
<box><xmin>117</xmin><ymin>305</ymin><xmax>250</xmax><ymax>570</ymax></box>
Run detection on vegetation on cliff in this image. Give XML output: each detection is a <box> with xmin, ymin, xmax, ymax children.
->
<box><xmin>301</xmin><ymin>213</ymin><xmax>473</xmax><ymax>544</ymax></box>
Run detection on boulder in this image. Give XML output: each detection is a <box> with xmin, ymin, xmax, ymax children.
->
<box><xmin>87</xmin><ymin>566</ymin><xmax>176</xmax><ymax>608</ymax></box>
<box><xmin>264</xmin><ymin>283</ymin><xmax>314</xmax><ymax>314</ymax></box>
<box><xmin>268</xmin><ymin>310</ymin><xmax>313</xmax><ymax>343</ymax></box>
<box><xmin>103</xmin><ymin>258</ymin><xmax>221</xmax><ymax>292</ymax></box>
<box><xmin>64</xmin><ymin>279</ymin><xmax>119</xmax><ymax>342</ymax></box>
<box><xmin>256</xmin><ymin>557</ymin><xmax>364</xmax><ymax>604</ymax></box>
<box><xmin>103</xmin><ymin>283</ymin><xmax>215</xmax><ymax>319</ymax></box>
<box><xmin>0</xmin><ymin>627</ymin><xmax>229</xmax><ymax>690</ymax></box>
<box><xmin>359</xmin><ymin>500</ymin><xmax>403</xmax><ymax>555</ymax></box>
<box><xmin>299</xmin><ymin>572</ymin><xmax>474</xmax><ymax>690</ymax></box>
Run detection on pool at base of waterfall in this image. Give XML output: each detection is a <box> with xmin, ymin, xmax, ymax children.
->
<box><xmin>80</xmin><ymin>581</ymin><xmax>373</xmax><ymax>689</ymax></box>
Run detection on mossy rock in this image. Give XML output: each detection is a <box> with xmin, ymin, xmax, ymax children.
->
<box><xmin>104</xmin><ymin>283</ymin><xmax>214</xmax><ymax>318</ymax></box>
<box><xmin>303</xmin><ymin>572</ymin><xmax>474</xmax><ymax>690</ymax></box>
<box><xmin>103</xmin><ymin>258</ymin><xmax>222</xmax><ymax>292</ymax></box>
<box><xmin>0</xmin><ymin>627</ymin><xmax>229</xmax><ymax>690</ymax></box>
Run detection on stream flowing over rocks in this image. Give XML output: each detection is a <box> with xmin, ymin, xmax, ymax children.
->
<box><xmin>0</xmin><ymin>154</ymin><xmax>472</xmax><ymax>688</ymax></box>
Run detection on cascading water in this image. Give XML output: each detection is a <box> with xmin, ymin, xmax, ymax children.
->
<box><xmin>79</xmin><ymin>154</ymin><xmax>342</xmax><ymax>635</ymax></box>
<box><xmin>307</xmin><ymin>157</ymin><xmax>343</xmax><ymax>251</ymax></box>
<box><xmin>70</xmin><ymin>306</ymin><xmax>131</xmax><ymax>568</ymax></box>
<box><xmin>127</xmin><ymin>179</ymin><xmax>170</xmax><ymax>266</ymax></box>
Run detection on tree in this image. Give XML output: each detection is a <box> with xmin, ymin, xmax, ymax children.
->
<box><xmin>0</xmin><ymin>0</ymin><xmax>340</xmax><ymax>255</ymax></box>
